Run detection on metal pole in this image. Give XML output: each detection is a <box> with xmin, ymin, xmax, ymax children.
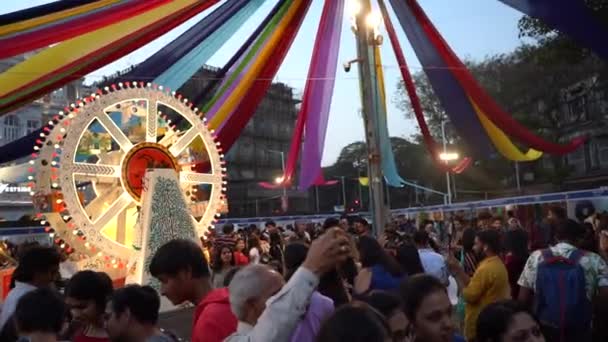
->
<box><xmin>515</xmin><ymin>161</ymin><xmax>521</xmax><ymax>193</ymax></box>
<box><xmin>451</xmin><ymin>172</ymin><xmax>457</xmax><ymax>200</ymax></box>
<box><xmin>441</xmin><ymin>120</ymin><xmax>452</xmax><ymax>204</ymax></box>
<box><xmin>354</xmin><ymin>1</ymin><xmax>386</xmax><ymax>235</ymax></box>
<box><xmin>341</xmin><ymin>176</ymin><xmax>347</xmax><ymax>209</ymax></box>
<box><xmin>315</xmin><ymin>185</ymin><xmax>320</xmax><ymax>213</ymax></box>
<box><xmin>385</xmin><ymin>181</ymin><xmax>391</xmax><ymax>209</ymax></box>
<box><xmin>358</xmin><ymin>170</ymin><xmax>363</xmax><ymax>210</ymax></box>
<box><xmin>279</xmin><ymin>151</ymin><xmax>287</xmax><ymax>212</ymax></box>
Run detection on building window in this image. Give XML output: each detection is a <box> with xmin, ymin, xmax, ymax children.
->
<box><xmin>541</xmin><ymin>155</ymin><xmax>554</xmax><ymax>170</ymax></box>
<box><xmin>26</xmin><ymin>120</ymin><xmax>39</xmax><ymax>134</ymax></box>
<box><xmin>3</xmin><ymin>115</ymin><xmax>20</xmax><ymax>142</ymax></box>
<box><xmin>597</xmin><ymin>138</ymin><xmax>608</xmax><ymax>167</ymax></box>
<box><xmin>567</xmin><ymin>95</ymin><xmax>587</xmax><ymax>123</ymax></box>
<box><xmin>567</xmin><ymin>146</ymin><xmax>586</xmax><ymax>174</ymax></box>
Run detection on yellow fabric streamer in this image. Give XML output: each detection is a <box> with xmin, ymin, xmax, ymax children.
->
<box><xmin>471</xmin><ymin>100</ymin><xmax>543</xmax><ymax>161</ymax></box>
<box><xmin>0</xmin><ymin>0</ymin><xmax>120</xmax><ymax>37</ymax></box>
<box><xmin>374</xmin><ymin>46</ymin><xmax>387</xmax><ymax>106</ymax></box>
<box><xmin>0</xmin><ymin>0</ymin><xmax>198</xmax><ymax>97</ymax></box>
<box><xmin>208</xmin><ymin>0</ymin><xmax>304</xmax><ymax>129</ymax></box>
<box><xmin>359</xmin><ymin>177</ymin><xmax>369</xmax><ymax>186</ymax></box>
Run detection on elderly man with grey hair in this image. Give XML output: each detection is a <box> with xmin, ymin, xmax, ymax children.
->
<box><xmin>225</xmin><ymin>228</ymin><xmax>351</xmax><ymax>342</ymax></box>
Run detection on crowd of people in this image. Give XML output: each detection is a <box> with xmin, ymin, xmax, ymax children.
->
<box><xmin>0</xmin><ymin>206</ymin><xmax>607</xmax><ymax>342</ymax></box>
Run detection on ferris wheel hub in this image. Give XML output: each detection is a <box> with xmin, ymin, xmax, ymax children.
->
<box><xmin>121</xmin><ymin>142</ymin><xmax>179</xmax><ymax>202</ymax></box>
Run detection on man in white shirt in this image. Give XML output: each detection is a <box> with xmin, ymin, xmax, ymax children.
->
<box><xmin>225</xmin><ymin>228</ymin><xmax>351</xmax><ymax>342</ymax></box>
<box><xmin>0</xmin><ymin>246</ymin><xmax>61</xmax><ymax>332</ymax></box>
<box><xmin>414</xmin><ymin>230</ymin><xmax>449</xmax><ymax>286</ymax></box>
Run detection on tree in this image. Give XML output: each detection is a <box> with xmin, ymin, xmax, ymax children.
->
<box><xmin>518</xmin><ymin>0</ymin><xmax>608</xmax><ymax>63</ymax></box>
<box><xmin>395</xmin><ymin>42</ymin><xmax>608</xmax><ymax>187</ymax></box>
<box><xmin>323</xmin><ymin>137</ymin><xmax>446</xmax><ymax>207</ymax></box>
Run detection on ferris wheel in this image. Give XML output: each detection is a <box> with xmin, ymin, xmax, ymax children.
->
<box><xmin>30</xmin><ymin>83</ymin><xmax>225</xmax><ymax>270</ymax></box>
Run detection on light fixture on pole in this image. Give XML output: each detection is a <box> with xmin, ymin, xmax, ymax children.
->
<box><xmin>439</xmin><ymin>152</ymin><xmax>459</xmax><ymax>161</ymax></box>
<box><xmin>269</xmin><ymin>149</ymin><xmax>287</xmax><ymax>212</ymax></box>
<box><xmin>348</xmin><ymin>0</ymin><xmax>387</xmax><ymax>236</ymax></box>
<box><xmin>440</xmin><ymin>120</ymin><xmax>459</xmax><ymax>205</ymax></box>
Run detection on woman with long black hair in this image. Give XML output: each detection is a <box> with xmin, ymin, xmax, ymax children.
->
<box><xmin>210</xmin><ymin>245</ymin><xmax>235</xmax><ymax>288</ymax></box>
<box><xmin>354</xmin><ymin>236</ymin><xmax>403</xmax><ymax>295</ymax></box>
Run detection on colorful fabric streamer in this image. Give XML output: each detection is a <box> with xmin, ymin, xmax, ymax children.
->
<box><xmin>0</xmin><ymin>0</ymin><xmax>217</xmax><ymax>115</ymax></box>
<box><xmin>216</xmin><ymin>0</ymin><xmax>313</xmax><ymax>151</ymax></box>
<box><xmin>388</xmin><ymin>0</ymin><xmax>495</xmax><ymax>159</ymax></box>
<box><xmin>378</xmin><ymin>0</ymin><xmax>472</xmax><ymax>173</ymax></box>
<box><xmin>120</xmin><ymin>0</ymin><xmax>244</xmax><ymax>82</ymax></box>
<box><xmin>191</xmin><ymin>0</ymin><xmax>288</xmax><ymax>107</ymax></box>
<box><xmin>0</xmin><ymin>0</ymin><xmax>119</xmax><ymax>36</ymax></box>
<box><xmin>0</xmin><ymin>0</ymin><xmax>172</xmax><ymax>59</ymax></box>
<box><xmin>281</xmin><ymin>0</ymin><xmax>336</xmax><ymax>185</ymax></box>
<box><xmin>206</xmin><ymin>0</ymin><xmax>308</xmax><ymax>130</ymax></box>
<box><xmin>498</xmin><ymin>0</ymin><xmax>608</xmax><ymax>60</ymax></box>
<box><xmin>296</xmin><ymin>0</ymin><xmax>344</xmax><ymax>189</ymax></box>
<box><xmin>471</xmin><ymin>100</ymin><xmax>543</xmax><ymax>161</ymax></box>
<box><xmin>372</xmin><ymin>45</ymin><xmax>407</xmax><ymax>187</ymax></box>
<box><xmin>203</xmin><ymin>0</ymin><xmax>291</xmax><ymax>119</ymax></box>
<box><xmin>404</xmin><ymin>0</ymin><xmax>584</xmax><ymax>155</ymax></box>
<box><xmin>154</xmin><ymin>0</ymin><xmax>264</xmax><ymax>90</ymax></box>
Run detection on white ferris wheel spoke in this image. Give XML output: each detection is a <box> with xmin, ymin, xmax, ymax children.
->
<box><xmin>94</xmin><ymin>113</ymin><xmax>134</xmax><ymax>151</ymax></box>
<box><xmin>169</xmin><ymin>127</ymin><xmax>198</xmax><ymax>156</ymax></box>
<box><xmin>180</xmin><ymin>171</ymin><xmax>222</xmax><ymax>185</ymax></box>
<box><xmin>145</xmin><ymin>101</ymin><xmax>157</xmax><ymax>143</ymax></box>
<box><xmin>73</xmin><ymin>163</ymin><xmax>121</xmax><ymax>179</ymax></box>
<box><xmin>91</xmin><ymin>192</ymin><xmax>132</xmax><ymax>230</ymax></box>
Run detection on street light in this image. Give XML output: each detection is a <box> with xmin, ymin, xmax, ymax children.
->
<box><xmin>268</xmin><ymin>149</ymin><xmax>287</xmax><ymax>212</ymax></box>
<box><xmin>439</xmin><ymin>152</ymin><xmax>459</xmax><ymax>161</ymax></box>
<box><xmin>440</xmin><ymin>120</ymin><xmax>459</xmax><ymax>205</ymax></box>
<box><xmin>347</xmin><ymin>0</ymin><xmax>388</xmax><ymax>236</ymax></box>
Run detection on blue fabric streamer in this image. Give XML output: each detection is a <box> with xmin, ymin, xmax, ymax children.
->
<box><xmin>123</xmin><ymin>0</ymin><xmax>244</xmax><ymax>82</ymax></box>
<box><xmin>499</xmin><ymin>0</ymin><xmax>608</xmax><ymax>60</ymax></box>
<box><xmin>154</xmin><ymin>0</ymin><xmax>265</xmax><ymax>90</ymax></box>
<box><xmin>389</xmin><ymin>0</ymin><xmax>495</xmax><ymax>158</ymax></box>
<box><xmin>368</xmin><ymin>46</ymin><xmax>407</xmax><ymax>187</ymax></box>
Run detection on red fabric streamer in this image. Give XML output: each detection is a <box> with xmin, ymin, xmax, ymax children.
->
<box><xmin>379</xmin><ymin>0</ymin><xmax>470</xmax><ymax>174</ymax></box>
<box><xmin>0</xmin><ymin>1</ymin><xmax>218</xmax><ymax>115</ymax></box>
<box><xmin>217</xmin><ymin>0</ymin><xmax>312</xmax><ymax>151</ymax></box>
<box><xmin>282</xmin><ymin>0</ymin><xmax>333</xmax><ymax>185</ymax></box>
<box><xmin>258</xmin><ymin>178</ymin><xmax>337</xmax><ymax>189</ymax></box>
<box><xmin>406</xmin><ymin>0</ymin><xmax>585</xmax><ymax>155</ymax></box>
<box><xmin>0</xmin><ymin>0</ymin><xmax>172</xmax><ymax>59</ymax></box>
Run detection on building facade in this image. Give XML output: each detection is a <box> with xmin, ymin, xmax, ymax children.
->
<box><xmin>0</xmin><ymin>54</ymin><xmax>90</xmax><ymax>220</ymax></box>
<box><xmin>515</xmin><ymin>75</ymin><xmax>608</xmax><ymax>193</ymax></box>
<box><xmin>180</xmin><ymin>66</ymin><xmax>309</xmax><ymax>217</ymax></box>
<box><xmin>558</xmin><ymin>76</ymin><xmax>608</xmax><ymax>188</ymax></box>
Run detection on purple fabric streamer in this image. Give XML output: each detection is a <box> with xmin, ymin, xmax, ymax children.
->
<box><xmin>191</xmin><ymin>0</ymin><xmax>288</xmax><ymax>108</ymax></box>
<box><xmin>499</xmin><ymin>0</ymin><xmax>608</xmax><ymax>60</ymax></box>
<box><xmin>298</xmin><ymin>0</ymin><xmax>345</xmax><ymax>189</ymax></box>
<box><xmin>206</xmin><ymin>16</ymin><xmax>274</xmax><ymax>125</ymax></box>
<box><xmin>122</xmin><ymin>0</ymin><xmax>247</xmax><ymax>81</ymax></box>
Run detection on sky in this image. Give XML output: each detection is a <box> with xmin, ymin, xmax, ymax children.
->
<box><xmin>2</xmin><ymin>0</ymin><xmax>526</xmax><ymax>166</ymax></box>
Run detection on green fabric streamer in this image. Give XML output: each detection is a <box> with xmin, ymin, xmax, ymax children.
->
<box><xmin>201</xmin><ymin>0</ymin><xmax>292</xmax><ymax>112</ymax></box>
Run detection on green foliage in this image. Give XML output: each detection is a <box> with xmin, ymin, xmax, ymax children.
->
<box><xmin>518</xmin><ymin>0</ymin><xmax>608</xmax><ymax>62</ymax></box>
<box><xmin>324</xmin><ymin>137</ymin><xmax>443</xmax><ymax>191</ymax></box>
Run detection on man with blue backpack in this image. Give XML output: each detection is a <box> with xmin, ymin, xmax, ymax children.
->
<box><xmin>517</xmin><ymin>219</ymin><xmax>608</xmax><ymax>342</ymax></box>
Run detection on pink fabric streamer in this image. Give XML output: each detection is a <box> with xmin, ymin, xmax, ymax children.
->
<box><xmin>282</xmin><ymin>0</ymin><xmax>343</xmax><ymax>190</ymax></box>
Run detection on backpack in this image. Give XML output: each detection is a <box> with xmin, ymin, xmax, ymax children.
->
<box><xmin>534</xmin><ymin>248</ymin><xmax>592</xmax><ymax>336</ymax></box>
